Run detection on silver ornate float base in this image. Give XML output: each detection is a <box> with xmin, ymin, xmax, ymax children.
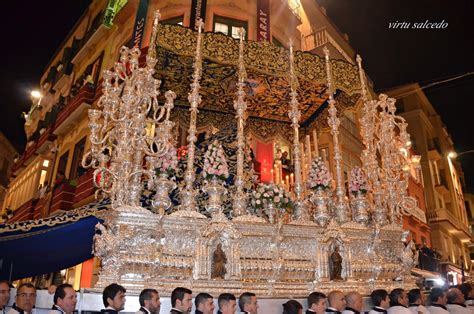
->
<box><xmin>93</xmin><ymin>206</ymin><xmax>416</xmax><ymax>295</ymax></box>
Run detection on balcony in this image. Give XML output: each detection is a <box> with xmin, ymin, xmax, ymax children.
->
<box><xmin>36</xmin><ymin>126</ymin><xmax>57</xmax><ymax>154</ymax></box>
<box><xmin>71</xmin><ymin>21</ymin><xmax>109</xmax><ymax>65</ymax></box>
<box><xmin>8</xmin><ymin>199</ymin><xmax>38</xmax><ymax>223</ymax></box>
<box><xmin>73</xmin><ymin>169</ymin><xmax>96</xmax><ymax>206</ymax></box>
<box><xmin>427</xmin><ymin>208</ymin><xmax>472</xmax><ymax>241</ymax></box>
<box><xmin>54</xmin><ymin>83</ymin><xmax>96</xmax><ymax>136</ymax></box>
<box><xmin>435</xmin><ymin>173</ymin><xmax>450</xmax><ymax>195</ymax></box>
<box><xmin>303</xmin><ymin>27</ymin><xmax>353</xmax><ymax>63</ymax></box>
<box><xmin>33</xmin><ymin>197</ymin><xmax>49</xmax><ymax>220</ymax></box>
<box><xmin>49</xmin><ymin>183</ymin><xmax>76</xmax><ymax>215</ymax></box>
<box><xmin>428</xmin><ymin>140</ymin><xmax>442</xmax><ymax>160</ymax></box>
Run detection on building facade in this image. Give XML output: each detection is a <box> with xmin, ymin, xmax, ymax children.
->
<box><xmin>387</xmin><ymin>83</ymin><xmax>472</xmax><ymax>285</ymax></box>
<box><xmin>2</xmin><ymin>0</ymin><xmax>430</xmax><ymax>287</ymax></box>
<box><xmin>0</xmin><ymin>132</ymin><xmax>18</xmax><ymax>215</ymax></box>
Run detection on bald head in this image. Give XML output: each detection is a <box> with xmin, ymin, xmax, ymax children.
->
<box><xmin>328</xmin><ymin>290</ymin><xmax>346</xmax><ymax>311</ymax></box>
<box><xmin>346</xmin><ymin>292</ymin><xmax>362</xmax><ymax>312</ymax></box>
<box><xmin>447</xmin><ymin>288</ymin><xmax>464</xmax><ymax>304</ymax></box>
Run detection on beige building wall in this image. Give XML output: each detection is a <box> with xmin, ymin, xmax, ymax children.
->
<box><xmin>386</xmin><ymin>83</ymin><xmax>472</xmax><ymax>277</ymax></box>
<box><xmin>0</xmin><ymin>132</ymin><xmax>18</xmax><ymax>212</ymax></box>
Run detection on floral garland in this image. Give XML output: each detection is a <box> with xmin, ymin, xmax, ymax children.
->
<box><xmin>155</xmin><ymin>145</ymin><xmax>179</xmax><ymax>178</ymax></box>
<box><xmin>202</xmin><ymin>141</ymin><xmax>229</xmax><ymax>182</ymax></box>
<box><xmin>250</xmin><ymin>183</ymin><xmax>294</xmax><ymax>211</ymax></box>
<box><xmin>308</xmin><ymin>157</ymin><xmax>332</xmax><ymax>190</ymax></box>
<box><xmin>349</xmin><ymin>166</ymin><xmax>368</xmax><ymax>195</ymax></box>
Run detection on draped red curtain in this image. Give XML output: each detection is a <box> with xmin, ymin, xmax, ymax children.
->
<box><xmin>256</xmin><ymin>141</ymin><xmax>273</xmax><ymax>183</ymax></box>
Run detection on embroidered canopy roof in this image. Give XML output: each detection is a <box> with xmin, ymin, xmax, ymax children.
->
<box><xmin>155</xmin><ymin>24</ymin><xmax>362</xmax><ymax>126</ymax></box>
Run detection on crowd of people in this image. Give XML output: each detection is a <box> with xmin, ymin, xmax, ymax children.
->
<box><xmin>1</xmin><ymin>279</ymin><xmax>474</xmax><ymax>314</ymax></box>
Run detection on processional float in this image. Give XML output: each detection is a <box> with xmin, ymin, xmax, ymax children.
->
<box><xmin>83</xmin><ymin>11</ymin><xmax>420</xmax><ymax>296</ymax></box>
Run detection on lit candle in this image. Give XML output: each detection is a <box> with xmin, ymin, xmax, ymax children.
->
<box><xmin>300</xmin><ymin>142</ymin><xmax>306</xmax><ymax>181</ymax></box>
<box><xmin>270</xmin><ymin>169</ymin><xmax>274</xmax><ymax>183</ymax></box>
<box><xmin>305</xmin><ymin>135</ymin><xmax>312</xmax><ymax>164</ymax></box>
<box><xmin>313</xmin><ymin>129</ymin><xmax>319</xmax><ymax>157</ymax></box>
<box><xmin>290</xmin><ymin>173</ymin><xmax>294</xmax><ymax>186</ymax></box>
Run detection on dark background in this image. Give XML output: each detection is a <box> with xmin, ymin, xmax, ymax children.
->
<box><xmin>0</xmin><ymin>0</ymin><xmax>473</xmax><ymax>190</ymax></box>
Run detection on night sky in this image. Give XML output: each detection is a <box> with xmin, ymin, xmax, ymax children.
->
<box><xmin>0</xmin><ymin>1</ymin><xmax>473</xmax><ymax>189</ymax></box>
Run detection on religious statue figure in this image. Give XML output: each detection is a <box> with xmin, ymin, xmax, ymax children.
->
<box><xmin>329</xmin><ymin>245</ymin><xmax>343</xmax><ymax>280</ymax></box>
<box><xmin>211</xmin><ymin>243</ymin><xmax>227</xmax><ymax>279</ymax></box>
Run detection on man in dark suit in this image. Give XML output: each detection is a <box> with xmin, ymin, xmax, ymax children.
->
<box><xmin>170</xmin><ymin>287</ymin><xmax>193</xmax><ymax>314</ymax></box>
<box><xmin>136</xmin><ymin>289</ymin><xmax>160</xmax><ymax>314</ymax></box>
<box><xmin>307</xmin><ymin>291</ymin><xmax>327</xmax><ymax>314</ymax></box>
<box><xmin>0</xmin><ymin>281</ymin><xmax>11</xmax><ymax>314</ymax></box>
<box><xmin>217</xmin><ymin>294</ymin><xmax>237</xmax><ymax>314</ymax></box>
<box><xmin>238</xmin><ymin>292</ymin><xmax>258</xmax><ymax>314</ymax></box>
<box><xmin>368</xmin><ymin>289</ymin><xmax>389</xmax><ymax>314</ymax></box>
<box><xmin>325</xmin><ymin>291</ymin><xmax>346</xmax><ymax>314</ymax></box>
<box><xmin>50</xmin><ymin>284</ymin><xmax>77</xmax><ymax>314</ymax></box>
<box><xmin>195</xmin><ymin>293</ymin><xmax>214</xmax><ymax>314</ymax></box>
<box><xmin>100</xmin><ymin>283</ymin><xmax>126</xmax><ymax>314</ymax></box>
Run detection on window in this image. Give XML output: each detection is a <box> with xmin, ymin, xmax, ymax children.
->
<box><xmin>466</xmin><ymin>201</ymin><xmax>472</xmax><ymax>220</ymax></box>
<box><xmin>213</xmin><ymin>15</ymin><xmax>248</xmax><ymax>39</ymax></box>
<box><xmin>70</xmin><ymin>137</ymin><xmax>87</xmax><ymax>180</ymax></box>
<box><xmin>57</xmin><ymin>151</ymin><xmax>69</xmax><ymax>178</ymax></box>
<box><xmin>161</xmin><ymin>16</ymin><xmax>184</xmax><ymax>26</ymax></box>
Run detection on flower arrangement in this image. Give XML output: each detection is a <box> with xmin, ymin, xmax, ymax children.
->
<box><xmin>308</xmin><ymin>157</ymin><xmax>332</xmax><ymax>190</ymax></box>
<box><xmin>155</xmin><ymin>145</ymin><xmax>179</xmax><ymax>178</ymax></box>
<box><xmin>250</xmin><ymin>183</ymin><xmax>294</xmax><ymax>211</ymax></box>
<box><xmin>349</xmin><ymin>166</ymin><xmax>368</xmax><ymax>195</ymax></box>
<box><xmin>177</xmin><ymin>145</ymin><xmax>188</xmax><ymax>160</ymax></box>
<box><xmin>202</xmin><ymin>141</ymin><xmax>229</xmax><ymax>182</ymax></box>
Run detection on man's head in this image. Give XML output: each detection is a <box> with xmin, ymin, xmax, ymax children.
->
<box><xmin>327</xmin><ymin>290</ymin><xmax>346</xmax><ymax>311</ymax></box>
<box><xmin>218</xmin><ymin>293</ymin><xmax>237</xmax><ymax>314</ymax></box>
<box><xmin>459</xmin><ymin>284</ymin><xmax>472</xmax><ymax>301</ymax></box>
<box><xmin>371</xmin><ymin>289</ymin><xmax>389</xmax><ymax>309</ymax></box>
<box><xmin>171</xmin><ymin>287</ymin><xmax>192</xmax><ymax>313</ymax></box>
<box><xmin>195</xmin><ymin>293</ymin><xmax>214</xmax><ymax>314</ymax></box>
<box><xmin>429</xmin><ymin>288</ymin><xmax>447</xmax><ymax>305</ymax></box>
<box><xmin>102</xmin><ymin>283</ymin><xmax>126</xmax><ymax>311</ymax></box>
<box><xmin>239</xmin><ymin>292</ymin><xmax>258</xmax><ymax>314</ymax></box>
<box><xmin>345</xmin><ymin>292</ymin><xmax>362</xmax><ymax>312</ymax></box>
<box><xmin>408</xmin><ymin>289</ymin><xmax>423</xmax><ymax>306</ymax></box>
<box><xmin>447</xmin><ymin>288</ymin><xmax>465</xmax><ymax>304</ymax></box>
<box><xmin>15</xmin><ymin>283</ymin><xmax>36</xmax><ymax>313</ymax></box>
<box><xmin>139</xmin><ymin>289</ymin><xmax>160</xmax><ymax>314</ymax></box>
<box><xmin>389</xmin><ymin>289</ymin><xmax>408</xmax><ymax>307</ymax></box>
<box><xmin>54</xmin><ymin>284</ymin><xmax>77</xmax><ymax>314</ymax></box>
<box><xmin>308</xmin><ymin>291</ymin><xmax>326</xmax><ymax>314</ymax></box>
<box><xmin>0</xmin><ymin>280</ymin><xmax>11</xmax><ymax>309</ymax></box>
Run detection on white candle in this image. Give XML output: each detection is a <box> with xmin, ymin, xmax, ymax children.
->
<box><xmin>313</xmin><ymin>129</ymin><xmax>319</xmax><ymax>157</ymax></box>
<box><xmin>300</xmin><ymin>142</ymin><xmax>306</xmax><ymax>181</ymax></box>
<box><xmin>305</xmin><ymin>135</ymin><xmax>312</xmax><ymax>163</ymax></box>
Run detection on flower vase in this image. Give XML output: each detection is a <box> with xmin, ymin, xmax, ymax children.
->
<box><xmin>264</xmin><ymin>202</ymin><xmax>277</xmax><ymax>224</ymax></box>
<box><xmin>151</xmin><ymin>174</ymin><xmax>176</xmax><ymax>215</ymax></box>
<box><xmin>310</xmin><ymin>188</ymin><xmax>329</xmax><ymax>226</ymax></box>
<box><xmin>351</xmin><ymin>191</ymin><xmax>369</xmax><ymax>224</ymax></box>
<box><xmin>203</xmin><ymin>177</ymin><xmax>227</xmax><ymax>214</ymax></box>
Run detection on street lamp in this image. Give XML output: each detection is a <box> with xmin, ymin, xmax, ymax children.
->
<box><xmin>25</xmin><ymin>89</ymin><xmax>44</xmax><ymax>125</ymax></box>
<box><xmin>31</xmin><ymin>90</ymin><xmax>42</xmax><ymax>99</ymax></box>
<box><xmin>448</xmin><ymin>150</ymin><xmax>474</xmax><ymax>159</ymax></box>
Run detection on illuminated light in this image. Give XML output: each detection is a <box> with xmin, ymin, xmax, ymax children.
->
<box><xmin>43</xmin><ymin>160</ymin><xmax>50</xmax><ymax>167</ymax></box>
<box><xmin>434</xmin><ymin>278</ymin><xmax>445</xmax><ymax>286</ymax></box>
<box><xmin>411</xmin><ymin>155</ymin><xmax>421</xmax><ymax>164</ymax></box>
<box><xmin>406</xmin><ymin>141</ymin><xmax>412</xmax><ymax>147</ymax></box>
<box><xmin>448</xmin><ymin>151</ymin><xmax>457</xmax><ymax>159</ymax></box>
<box><xmin>31</xmin><ymin>90</ymin><xmax>42</xmax><ymax>99</ymax></box>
